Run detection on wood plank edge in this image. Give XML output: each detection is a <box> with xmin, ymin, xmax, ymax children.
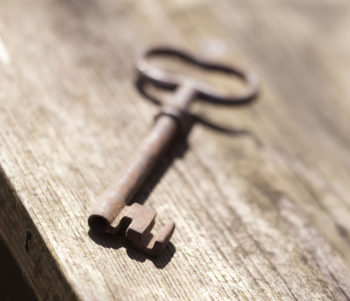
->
<box><xmin>0</xmin><ymin>166</ymin><xmax>79</xmax><ymax>301</ymax></box>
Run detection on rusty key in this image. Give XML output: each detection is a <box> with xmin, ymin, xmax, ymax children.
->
<box><xmin>88</xmin><ymin>47</ymin><xmax>259</xmax><ymax>256</ymax></box>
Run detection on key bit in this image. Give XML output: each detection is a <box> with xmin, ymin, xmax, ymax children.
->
<box><xmin>122</xmin><ymin>204</ymin><xmax>175</xmax><ymax>255</ymax></box>
<box><xmin>89</xmin><ymin>203</ymin><xmax>175</xmax><ymax>256</ymax></box>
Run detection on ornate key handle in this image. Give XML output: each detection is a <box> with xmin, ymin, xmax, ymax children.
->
<box><xmin>88</xmin><ymin>47</ymin><xmax>259</xmax><ymax>256</ymax></box>
<box><xmin>137</xmin><ymin>47</ymin><xmax>259</xmax><ymax>107</ymax></box>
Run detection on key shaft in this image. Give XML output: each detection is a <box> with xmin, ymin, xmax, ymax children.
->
<box><xmin>89</xmin><ymin>114</ymin><xmax>178</xmax><ymax>231</ymax></box>
<box><xmin>89</xmin><ymin>84</ymin><xmax>194</xmax><ymax>256</ymax></box>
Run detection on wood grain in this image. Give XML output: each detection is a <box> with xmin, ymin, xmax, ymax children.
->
<box><xmin>1</xmin><ymin>0</ymin><xmax>350</xmax><ymax>300</ymax></box>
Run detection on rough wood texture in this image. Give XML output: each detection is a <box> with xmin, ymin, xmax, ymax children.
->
<box><xmin>1</xmin><ymin>0</ymin><xmax>350</xmax><ymax>300</ymax></box>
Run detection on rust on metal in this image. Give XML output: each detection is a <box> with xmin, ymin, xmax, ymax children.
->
<box><xmin>88</xmin><ymin>46</ymin><xmax>259</xmax><ymax>256</ymax></box>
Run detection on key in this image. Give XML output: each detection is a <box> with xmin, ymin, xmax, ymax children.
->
<box><xmin>88</xmin><ymin>47</ymin><xmax>259</xmax><ymax>256</ymax></box>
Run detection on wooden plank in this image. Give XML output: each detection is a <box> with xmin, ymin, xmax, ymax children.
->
<box><xmin>1</xmin><ymin>0</ymin><xmax>350</xmax><ymax>300</ymax></box>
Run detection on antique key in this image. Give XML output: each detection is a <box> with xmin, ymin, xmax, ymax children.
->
<box><xmin>88</xmin><ymin>47</ymin><xmax>259</xmax><ymax>256</ymax></box>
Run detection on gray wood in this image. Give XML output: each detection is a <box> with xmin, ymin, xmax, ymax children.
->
<box><xmin>0</xmin><ymin>0</ymin><xmax>350</xmax><ymax>300</ymax></box>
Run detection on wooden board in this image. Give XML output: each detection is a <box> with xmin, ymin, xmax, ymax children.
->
<box><xmin>1</xmin><ymin>0</ymin><xmax>350</xmax><ymax>300</ymax></box>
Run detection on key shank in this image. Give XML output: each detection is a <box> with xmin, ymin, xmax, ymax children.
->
<box><xmin>88</xmin><ymin>114</ymin><xmax>179</xmax><ymax>232</ymax></box>
<box><xmin>88</xmin><ymin>83</ymin><xmax>194</xmax><ymax>255</ymax></box>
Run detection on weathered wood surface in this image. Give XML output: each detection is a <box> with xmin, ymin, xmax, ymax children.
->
<box><xmin>1</xmin><ymin>0</ymin><xmax>350</xmax><ymax>300</ymax></box>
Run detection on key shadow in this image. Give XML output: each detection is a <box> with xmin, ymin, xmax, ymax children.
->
<box><xmin>132</xmin><ymin>78</ymin><xmax>261</xmax><ymax>206</ymax></box>
<box><xmin>88</xmin><ymin>229</ymin><xmax>176</xmax><ymax>269</ymax></box>
<box><xmin>88</xmin><ymin>79</ymin><xmax>259</xmax><ymax>268</ymax></box>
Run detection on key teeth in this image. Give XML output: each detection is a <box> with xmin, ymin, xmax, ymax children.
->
<box><xmin>127</xmin><ymin>221</ymin><xmax>175</xmax><ymax>256</ymax></box>
<box><xmin>109</xmin><ymin>203</ymin><xmax>175</xmax><ymax>256</ymax></box>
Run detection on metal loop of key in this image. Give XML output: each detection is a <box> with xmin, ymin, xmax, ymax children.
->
<box><xmin>88</xmin><ymin>46</ymin><xmax>259</xmax><ymax>256</ymax></box>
